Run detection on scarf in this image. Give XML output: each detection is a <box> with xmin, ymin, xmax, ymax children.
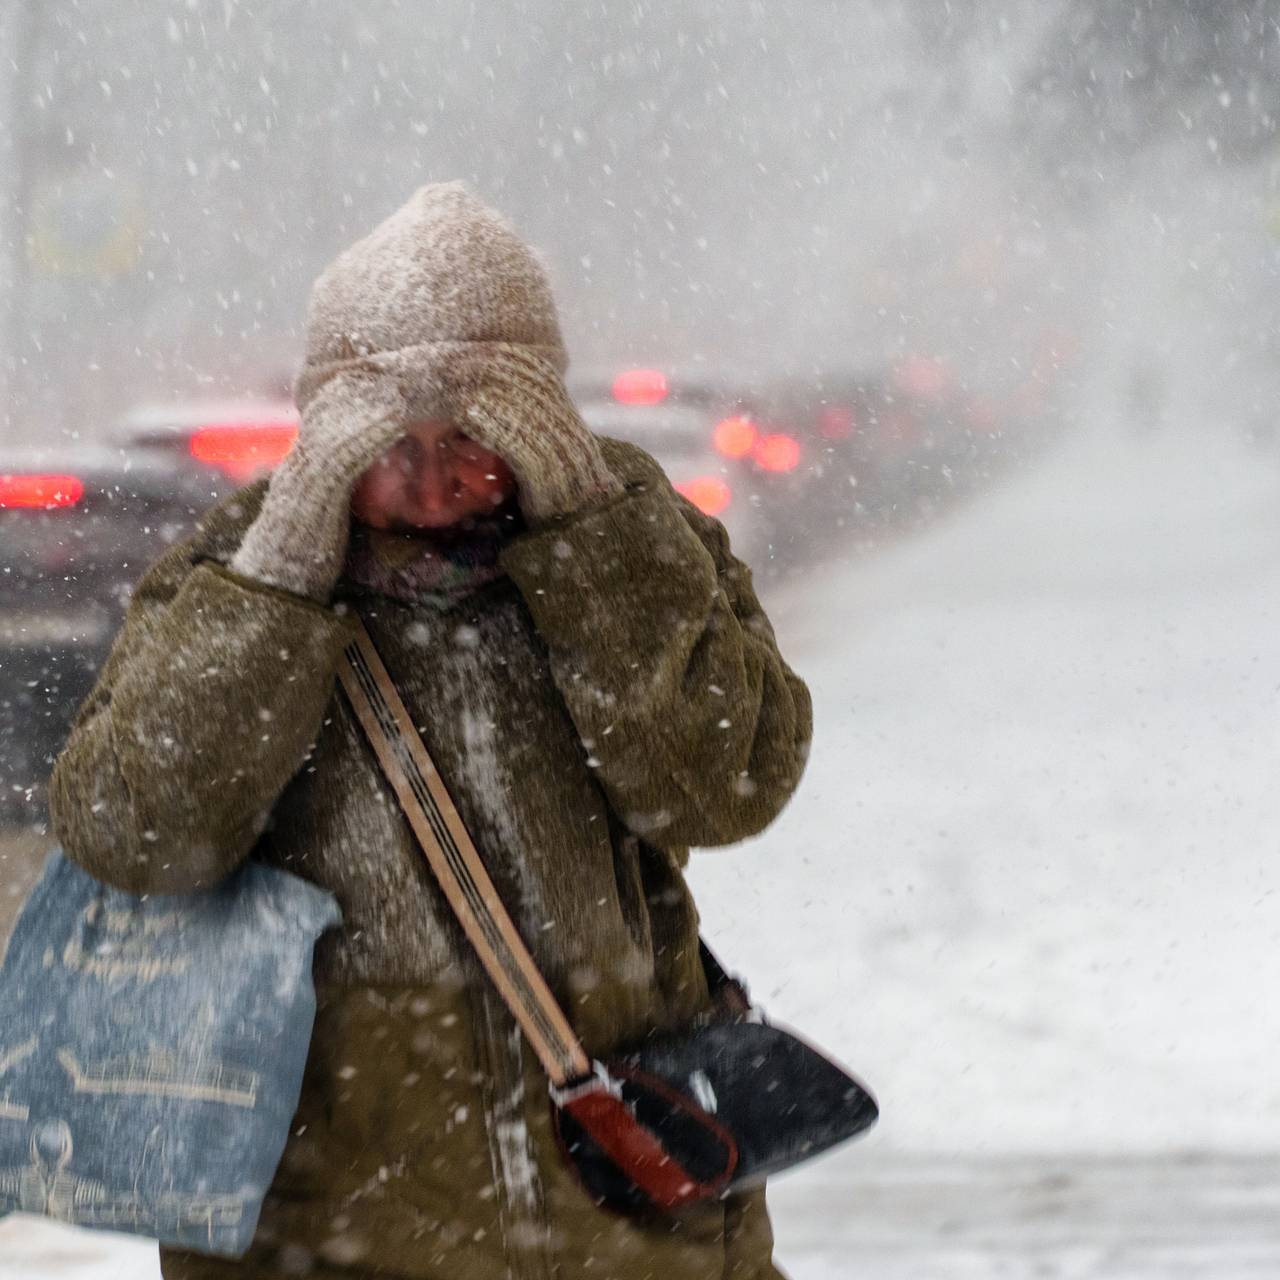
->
<box><xmin>341</xmin><ymin>499</ymin><xmax>525</xmax><ymax>606</ymax></box>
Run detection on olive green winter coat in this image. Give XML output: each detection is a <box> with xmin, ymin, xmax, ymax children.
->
<box><xmin>49</xmin><ymin>437</ymin><xmax>812</xmax><ymax>1279</ymax></box>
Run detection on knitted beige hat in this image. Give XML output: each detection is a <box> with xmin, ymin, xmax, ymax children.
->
<box><xmin>230</xmin><ymin>184</ymin><xmax>619</xmax><ymax>601</ymax></box>
<box><xmin>294</xmin><ymin>181</ymin><xmax>569</xmax><ymax>416</ymax></box>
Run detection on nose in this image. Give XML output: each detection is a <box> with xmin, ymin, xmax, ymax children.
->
<box><xmin>415</xmin><ymin>454</ymin><xmax>454</xmax><ymax>512</ymax></box>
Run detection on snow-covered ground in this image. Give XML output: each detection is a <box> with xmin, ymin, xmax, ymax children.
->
<box><xmin>5</xmin><ymin>423</ymin><xmax>1280</xmax><ymax>1275</ymax></box>
<box><xmin>7</xmin><ymin>1154</ymin><xmax>1280</xmax><ymax>1278</ymax></box>
<box><xmin>694</xmin><ymin>422</ymin><xmax>1280</xmax><ymax>1160</ymax></box>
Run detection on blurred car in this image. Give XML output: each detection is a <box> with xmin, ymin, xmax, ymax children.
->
<box><xmin>1</xmin><ymin>374</ymin><xmax>808</xmax><ymax>822</ymax></box>
<box><xmin>117</xmin><ymin>384</ymin><xmax>809</xmax><ymax>575</ymax></box>
<box><xmin>765</xmin><ymin>358</ymin><xmax>1014</xmax><ymax>553</ymax></box>
<box><xmin>0</xmin><ymin>446</ymin><xmax>219</xmax><ymax>822</ymax></box>
<box><xmin>113</xmin><ymin>396</ymin><xmax>300</xmax><ymax>488</ymax></box>
<box><xmin>569</xmin><ymin>366</ymin><xmax>799</xmax><ymax>574</ymax></box>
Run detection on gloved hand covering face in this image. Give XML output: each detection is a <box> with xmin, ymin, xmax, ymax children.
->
<box><xmin>231</xmin><ymin>181</ymin><xmax>622</xmax><ymax>602</ymax></box>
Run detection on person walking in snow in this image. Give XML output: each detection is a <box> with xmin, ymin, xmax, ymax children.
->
<box><xmin>50</xmin><ymin>182</ymin><xmax>813</xmax><ymax>1279</ymax></box>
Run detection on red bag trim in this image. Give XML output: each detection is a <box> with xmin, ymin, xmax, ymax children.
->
<box><xmin>556</xmin><ymin>1065</ymin><xmax>739</xmax><ymax>1210</ymax></box>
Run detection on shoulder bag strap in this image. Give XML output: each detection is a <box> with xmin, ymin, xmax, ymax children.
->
<box><xmin>337</xmin><ymin>619</ymin><xmax>590</xmax><ymax>1088</ymax></box>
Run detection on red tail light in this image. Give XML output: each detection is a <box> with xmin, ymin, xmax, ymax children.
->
<box><xmin>893</xmin><ymin>355</ymin><xmax>951</xmax><ymax>401</ymax></box>
<box><xmin>964</xmin><ymin>396</ymin><xmax>999</xmax><ymax>433</ymax></box>
<box><xmin>189</xmin><ymin>422</ymin><xmax>298</xmax><ymax>478</ymax></box>
<box><xmin>712</xmin><ymin>416</ymin><xmax>758</xmax><ymax>459</ymax></box>
<box><xmin>0</xmin><ymin>474</ymin><xmax>85</xmax><ymax>509</ymax></box>
<box><xmin>819</xmin><ymin>406</ymin><xmax>856</xmax><ymax>440</ymax></box>
<box><xmin>753</xmin><ymin>433</ymin><xmax>801</xmax><ymax>473</ymax></box>
<box><xmin>612</xmin><ymin>368</ymin><xmax>669</xmax><ymax>406</ymax></box>
<box><xmin>674</xmin><ymin>475</ymin><xmax>732</xmax><ymax>517</ymax></box>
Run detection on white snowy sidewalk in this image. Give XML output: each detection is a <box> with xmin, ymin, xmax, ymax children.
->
<box><xmin>7</xmin><ymin>1153</ymin><xmax>1280</xmax><ymax>1278</ymax></box>
<box><xmin>691</xmin><ymin>423</ymin><xmax>1280</xmax><ymax>1157</ymax></box>
<box><xmin>769</xmin><ymin>1152</ymin><xmax>1280</xmax><ymax>1278</ymax></box>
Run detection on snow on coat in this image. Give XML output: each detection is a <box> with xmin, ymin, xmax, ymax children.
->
<box><xmin>49</xmin><ymin>435</ymin><xmax>812</xmax><ymax>1280</ymax></box>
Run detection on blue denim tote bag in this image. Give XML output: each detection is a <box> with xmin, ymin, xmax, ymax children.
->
<box><xmin>0</xmin><ymin>848</ymin><xmax>340</xmax><ymax>1258</ymax></box>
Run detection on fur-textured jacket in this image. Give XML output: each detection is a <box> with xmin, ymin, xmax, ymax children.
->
<box><xmin>50</xmin><ymin>436</ymin><xmax>812</xmax><ymax>1280</ymax></box>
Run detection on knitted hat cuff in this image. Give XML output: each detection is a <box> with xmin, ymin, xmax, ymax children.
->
<box><xmin>294</xmin><ymin>338</ymin><xmax>569</xmax><ymax>417</ymax></box>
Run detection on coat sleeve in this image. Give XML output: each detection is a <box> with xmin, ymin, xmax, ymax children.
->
<box><xmin>498</xmin><ymin>449</ymin><xmax>813</xmax><ymax>850</ymax></box>
<box><xmin>48</xmin><ymin>545</ymin><xmax>356</xmax><ymax>895</ymax></box>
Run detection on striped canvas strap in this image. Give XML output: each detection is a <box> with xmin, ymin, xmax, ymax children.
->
<box><xmin>338</xmin><ymin>619</ymin><xmax>591</xmax><ymax>1088</ymax></box>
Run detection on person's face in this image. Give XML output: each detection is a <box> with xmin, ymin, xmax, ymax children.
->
<box><xmin>350</xmin><ymin>419</ymin><xmax>517</xmax><ymax>531</ymax></box>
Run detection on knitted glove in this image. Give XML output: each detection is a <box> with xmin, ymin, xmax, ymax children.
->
<box><xmin>230</xmin><ymin>369</ymin><xmax>410</xmax><ymax>602</ymax></box>
<box><xmin>449</xmin><ymin>346</ymin><xmax>623</xmax><ymax>523</ymax></box>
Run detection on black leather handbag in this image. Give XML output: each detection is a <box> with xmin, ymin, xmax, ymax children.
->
<box><xmin>552</xmin><ymin>942</ymin><xmax>878</xmax><ymax>1214</ymax></box>
<box><xmin>339</xmin><ymin>621</ymin><xmax>878</xmax><ymax>1217</ymax></box>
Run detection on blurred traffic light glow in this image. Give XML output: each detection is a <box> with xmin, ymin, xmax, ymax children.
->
<box><xmin>893</xmin><ymin>354</ymin><xmax>952</xmax><ymax>401</ymax></box>
<box><xmin>0</xmin><ymin>474</ymin><xmax>85</xmax><ymax>509</ymax></box>
<box><xmin>674</xmin><ymin>475</ymin><xmax>732</xmax><ymax>516</ymax></box>
<box><xmin>753</xmin><ymin>432</ymin><xmax>801</xmax><ymax>473</ymax></box>
<box><xmin>713</xmin><ymin>415</ymin><xmax>758</xmax><ymax>458</ymax></box>
<box><xmin>819</xmin><ymin>406</ymin><xmax>856</xmax><ymax>440</ymax></box>
<box><xmin>612</xmin><ymin>368</ymin><xmax>669</xmax><ymax>406</ymax></box>
<box><xmin>189</xmin><ymin>422</ymin><xmax>298</xmax><ymax>478</ymax></box>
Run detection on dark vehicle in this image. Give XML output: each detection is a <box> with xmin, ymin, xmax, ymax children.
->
<box><xmin>117</xmin><ymin>384</ymin><xmax>784</xmax><ymax>567</ymax></box>
<box><xmin>113</xmin><ymin>396</ymin><xmax>300</xmax><ymax>487</ymax></box>
<box><xmin>117</xmin><ymin>386</ymin><xmax>814</xmax><ymax>576</ymax></box>
<box><xmin>569</xmin><ymin>366</ymin><xmax>804</xmax><ymax>575</ymax></box>
<box><xmin>781</xmin><ymin>368</ymin><xmax>949</xmax><ymax>528</ymax></box>
<box><xmin>769</xmin><ymin>346</ymin><xmax>1073</xmax><ymax>562</ymax></box>
<box><xmin>0</xmin><ymin>447</ymin><xmax>218</xmax><ymax>822</ymax></box>
<box><xmin>765</xmin><ymin>359</ymin><xmax>1005</xmax><ymax>554</ymax></box>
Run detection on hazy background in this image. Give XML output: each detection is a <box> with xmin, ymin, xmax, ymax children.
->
<box><xmin>3</xmin><ymin>3</ymin><xmax>1280</xmax><ymax>1274</ymax></box>
<box><xmin>2</xmin><ymin>0</ymin><xmax>1277</xmax><ymax>443</ymax></box>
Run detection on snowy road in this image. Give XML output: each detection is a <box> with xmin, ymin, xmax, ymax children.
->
<box><xmin>6</xmin><ymin>1155</ymin><xmax>1280</xmax><ymax>1277</ymax></box>
<box><xmin>691</xmin><ymin>424</ymin><xmax>1280</xmax><ymax>1158</ymax></box>
<box><xmin>770</xmin><ymin>1154</ymin><xmax>1280</xmax><ymax>1278</ymax></box>
<box><xmin>4</xmin><ymin>425</ymin><xmax>1280</xmax><ymax>1274</ymax></box>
